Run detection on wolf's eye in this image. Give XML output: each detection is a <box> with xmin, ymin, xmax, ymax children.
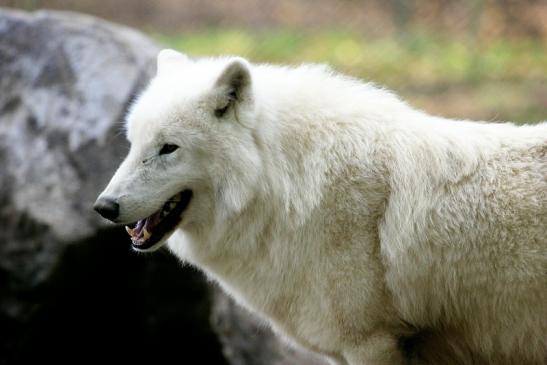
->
<box><xmin>159</xmin><ymin>144</ymin><xmax>179</xmax><ymax>155</ymax></box>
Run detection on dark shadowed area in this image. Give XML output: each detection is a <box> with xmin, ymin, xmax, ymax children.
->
<box><xmin>3</xmin><ymin>228</ymin><xmax>226</xmax><ymax>364</ymax></box>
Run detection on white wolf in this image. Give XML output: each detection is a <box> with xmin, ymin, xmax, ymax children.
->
<box><xmin>94</xmin><ymin>49</ymin><xmax>547</xmax><ymax>365</ymax></box>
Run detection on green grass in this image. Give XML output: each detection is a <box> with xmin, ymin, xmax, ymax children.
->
<box><xmin>152</xmin><ymin>29</ymin><xmax>546</xmax><ymax>88</ymax></box>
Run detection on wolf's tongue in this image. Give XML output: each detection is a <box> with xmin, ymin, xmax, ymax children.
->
<box><xmin>128</xmin><ymin>211</ymin><xmax>161</xmax><ymax>241</ymax></box>
<box><xmin>136</xmin><ymin>220</ymin><xmax>145</xmax><ymax>232</ymax></box>
<box><xmin>129</xmin><ymin>220</ymin><xmax>145</xmax><ymax>239</ymax></box>
<box><xmin>143</xmin><ymin>211</ymin><xmax>162</xmax><ymax>231</ymax></box>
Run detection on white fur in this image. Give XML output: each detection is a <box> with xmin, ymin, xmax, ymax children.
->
<box><xmin>98</xmin><ymin>50</ymin><xmax>547</xmax><ymax>364</ymax></box>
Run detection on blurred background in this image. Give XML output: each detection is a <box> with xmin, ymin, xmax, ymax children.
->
<box><xmin>0</xmin><ymin>1</ymin><xmax>545</xmax><ymax>365</ymax></box>
<box><xmin>5</xmin><ymin>0</ymin><xmax>547</xmax><ymax>122</ymax></box>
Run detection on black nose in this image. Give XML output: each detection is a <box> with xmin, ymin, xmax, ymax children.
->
<box><xmin>93</xmin><ymin>197</ymin><xmax>119</xmax><ymax>221</ymax></box>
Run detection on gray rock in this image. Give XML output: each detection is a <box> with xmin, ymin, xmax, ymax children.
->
<box><xmin>0</xmin><ymin>6</ymin><xmax>159</xmax><ymax>345</ymax></box>
<box><xmin>0</xmin><ymin>8</ymin><xmax>158</xmax><ymax>288</ymax></box>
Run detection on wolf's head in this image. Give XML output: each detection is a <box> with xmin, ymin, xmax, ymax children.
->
<box><xmin>94</xmin><ymin>50</ymin><xmax>262</xmax><ymax>251</ymax></box>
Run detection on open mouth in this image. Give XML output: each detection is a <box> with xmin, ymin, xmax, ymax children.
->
<box><xmin>125</xmin><ymin>190</ymin><xmax>193</xmax><ymax>251</ymax></box>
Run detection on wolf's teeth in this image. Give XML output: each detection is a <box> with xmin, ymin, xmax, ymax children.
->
<box><xmin>143</xmin><ymin>229</ymin><xmax>151</xmax><ymax>240</ymax></box>
<box><xmin>125</xmin><ymin>226</ymin><xmax>135</xmax><ymax>236</ymax></box>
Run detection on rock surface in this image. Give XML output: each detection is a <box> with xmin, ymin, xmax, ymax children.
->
<box><xmin>0</xmin><ymin>9</ymin><xmax>326</xmax><ymax>365</ymax></box>
<box><xmin>0</xmin><ymin>8</ymin><xmax>158</xmax><ymax>285</ymax></box>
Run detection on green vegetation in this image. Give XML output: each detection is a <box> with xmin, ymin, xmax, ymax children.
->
<box><xmin>152</xmin><ymin>29</ymin><xmax>546</xmax><ymax>123</ymax></box>
<box><xmin>153</xmin><ymin>29</ymin><xmax>546</xmax><ymax>86</ymax></box>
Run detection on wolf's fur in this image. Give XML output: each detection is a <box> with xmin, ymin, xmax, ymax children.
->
<box><xmin>98</xmin><ymin>50</ymin><xmax>547</xmax><ymax>364</ymax></box>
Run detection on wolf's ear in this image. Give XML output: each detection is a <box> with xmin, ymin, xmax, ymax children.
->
<box><xmin>157</xmin><ymin>49</ymin><xmax>190</xmax><ymax>76</ymax></box>
<box><xmin>213</xmin><ymin>58</ymin><xmax>252</xmax><ymax>118</ymax></box>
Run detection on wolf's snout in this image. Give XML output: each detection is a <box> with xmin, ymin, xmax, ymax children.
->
<box><xmin>93</xmin><ymin>197</ymin><xmax>120</xmax><ymax>222</ymax></box>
